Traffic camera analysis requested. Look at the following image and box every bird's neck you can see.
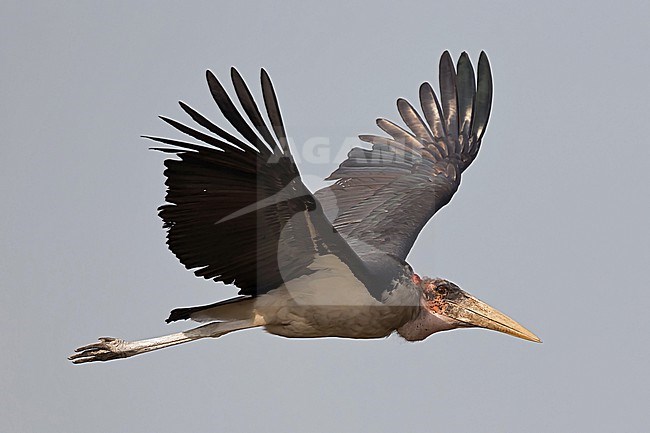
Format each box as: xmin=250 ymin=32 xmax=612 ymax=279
xmin=397 ymin=304 xmax=457 ymax=341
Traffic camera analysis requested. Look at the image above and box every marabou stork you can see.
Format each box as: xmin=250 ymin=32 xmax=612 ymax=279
xmin=70 ymin=51 xmax=539 ymax=364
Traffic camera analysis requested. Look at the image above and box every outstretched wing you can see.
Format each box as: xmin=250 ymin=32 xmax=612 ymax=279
xmin=315 ymin=51 xmax=493 ymax=260
xmin=144 ymin=69 xmax=370 ymax=296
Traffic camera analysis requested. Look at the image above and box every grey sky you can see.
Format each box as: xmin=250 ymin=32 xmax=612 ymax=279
xmin=2 ymin=1 xmax=650 ymax=432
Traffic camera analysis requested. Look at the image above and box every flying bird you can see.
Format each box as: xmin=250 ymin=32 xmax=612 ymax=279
xmin=70 ymin=51 xmax=540 ymax=364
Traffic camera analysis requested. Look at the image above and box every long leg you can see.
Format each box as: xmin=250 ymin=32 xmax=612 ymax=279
xmin=69 ymin=320 xmax=258 ymax=364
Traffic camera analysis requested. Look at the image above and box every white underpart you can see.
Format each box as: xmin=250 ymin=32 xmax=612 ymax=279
xmin=282 ymin=253 xmax=383 ymax=306
xmin=256 ymin=254 xmax=420 ymax=338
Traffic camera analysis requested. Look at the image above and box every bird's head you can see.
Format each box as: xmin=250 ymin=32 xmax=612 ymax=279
xmin=398 ymin=277 xmax=541 ymax=343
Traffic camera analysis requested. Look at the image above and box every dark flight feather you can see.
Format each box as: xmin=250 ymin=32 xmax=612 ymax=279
xmin=261 ymin=69 xmax=290 ymax=154
xmin=470 ymin=52 xmax=493 ymax=147
xmin=419 ymin=82 xmax=446 ymax=140
xmin=438 ymin=51 xmax=459 ymax=150
xmin=456 ymin=52 xmax=476 ymax=151
xmin=397 ymin=98 xmax=435 ymax=143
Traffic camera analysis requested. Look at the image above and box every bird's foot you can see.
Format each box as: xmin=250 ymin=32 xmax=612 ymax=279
xmin=68 ymin=337 xmax=132 ymax=364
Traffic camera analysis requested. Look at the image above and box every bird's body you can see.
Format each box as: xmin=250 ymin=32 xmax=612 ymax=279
xmin=191 ymin=254 xmax=421 ymax=339
xmin=70 ymin=51 xmax=539 ymax=364
xmin=244 ymin=282 xmax=417 ymax=340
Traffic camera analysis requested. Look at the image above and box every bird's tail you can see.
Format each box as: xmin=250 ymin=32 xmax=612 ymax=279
xmin=166 ymin=296 xmax=255 ymax=323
